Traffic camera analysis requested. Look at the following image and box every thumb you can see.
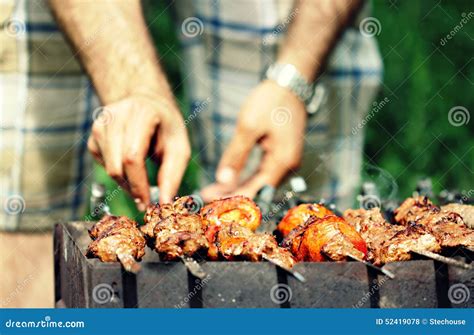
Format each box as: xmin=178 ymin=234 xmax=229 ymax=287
xmin=216 ymin=127 xmax=257 ymax=186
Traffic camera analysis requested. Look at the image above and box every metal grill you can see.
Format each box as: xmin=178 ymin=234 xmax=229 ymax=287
xmin=54 ymin=221 xmax=473 ymax=308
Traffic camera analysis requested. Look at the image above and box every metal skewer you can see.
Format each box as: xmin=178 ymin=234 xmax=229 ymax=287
xmin=149 ymin=186 xmax=209 ymax=279
xmin=412 ymin=250 xmax=472 ymax=270
xmin=262 ymin=254 xmax=306 ymax=283
xmin=117 ymin=253 xmax=141 ymax=274
xmin=255 ymin=184 xmax=306 ymax=283
xmin=347 ymin=254 xmax=395 ymax=279
xmin=179 ymin=255 xmax=207 ymax=279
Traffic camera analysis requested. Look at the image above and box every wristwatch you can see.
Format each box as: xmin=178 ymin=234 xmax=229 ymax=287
xmin=265 ymin=63 xmax=326 ymax=115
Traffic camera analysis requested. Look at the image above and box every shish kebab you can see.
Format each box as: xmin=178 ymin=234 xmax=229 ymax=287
xmin=278 ymin=204 xmax=395 ymax=278
xmin=141 ymin=195 xmax=209 ymax=279
xmin=142 ymin=193 xmax=305 ymax=282
xmin=395 ymin=196 xmax=474 ymax=251
xmin=86 ymin=184 xmax=146 ymax=273
xmin=343 ymin=198 xmax=472 ymax=269
xmin=200 ymin=196 xmax=305 ymax=282
xmin=87 ymin=185 xmax=207 ymax=276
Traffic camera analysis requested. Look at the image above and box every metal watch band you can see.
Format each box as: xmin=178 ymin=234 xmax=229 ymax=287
xmin=265 ymin=63 xmax=326 ymax=115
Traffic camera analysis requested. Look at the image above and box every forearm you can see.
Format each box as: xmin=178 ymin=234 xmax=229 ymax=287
xmin=49 ymin=0 xmax=173 ymax=105
xmin=278 ymin=0 xmax=363 ymax=81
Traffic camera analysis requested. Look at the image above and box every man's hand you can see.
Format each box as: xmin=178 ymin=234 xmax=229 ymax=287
xmin=88 ymin=94 xmax=190 ymax=209
xmin=49 ymin=0 xmax=190 ymax=208
xmin=201 ymin=80 xmax=306 ymax=201
xmin=201 ymin=0 xmax=362 ymax=201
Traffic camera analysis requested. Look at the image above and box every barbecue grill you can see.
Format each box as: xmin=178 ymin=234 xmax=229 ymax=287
xmin=54 ymin=178 xmax=473 ymax=308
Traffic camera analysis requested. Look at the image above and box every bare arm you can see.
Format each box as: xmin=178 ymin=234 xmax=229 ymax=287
xmin=50 ymin=0 xmax=190 ymax=207
xmin=49 ymin=0 xmax=173 ymax=103
xmin=278 ymin=0 xmax=363 ymax=81
xmin=202 ymin=0 xmax=363 ymax=200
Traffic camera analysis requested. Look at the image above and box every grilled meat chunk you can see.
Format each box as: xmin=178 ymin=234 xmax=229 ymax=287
xmin=201 ymin=196 xmax=261 ymax=231
xmin=205 ymin=221 xmax=296 ymax=269
xmin=282 ymin=215 xmax=367 ymax=262
xmin=441 ymin=203 xmax=474 ymax=229
xmin=380 ymin=224 xmax=441 ymax=263
xmin=201 ymin=196 xmax=295 ymax=268
xmin=344 ymin=208 xmax=441 ymax=265
xmin=343 ymin=208 xmax=399 ymax=263
xmin=394 ymin=197 xmax=474 ymax=249
xmin=87 ymin=215 xmax=146 ymax=273
xmin=277 ymin=203 xmax=334 ymax=237
xmin=88 ymin=215 xmax=137 ymax=240
xmin=142 ymin=196 xmax=209 ymax=261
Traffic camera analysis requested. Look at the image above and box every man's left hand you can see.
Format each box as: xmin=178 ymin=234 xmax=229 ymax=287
xmin=200 ymin=79 xmax=307 ymax=201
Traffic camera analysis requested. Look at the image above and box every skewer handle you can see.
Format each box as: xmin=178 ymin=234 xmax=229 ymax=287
xmin=262 ymin=254 xmax=306 ymax=283
xmin=180 ymin=255 xmax=207 ymax=279
xmin=412 ymin=250 xmax=472 ymax=270
xmin=117 ymin=253 xmax=141 ymax=274
xmin=348 ymin=254 xmax=395 ymax=279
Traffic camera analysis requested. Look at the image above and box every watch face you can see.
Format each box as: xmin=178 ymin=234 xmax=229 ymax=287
xmin=266 ymin=63 xmax=316 ymax=106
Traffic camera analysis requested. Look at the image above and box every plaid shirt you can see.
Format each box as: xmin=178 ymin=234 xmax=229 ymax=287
xmin=0 ymin=0 xmax=382 ymax=231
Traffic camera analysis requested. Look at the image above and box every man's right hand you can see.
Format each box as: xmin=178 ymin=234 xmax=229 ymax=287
xmin=87 ymin=93 xmax=191 ymax=210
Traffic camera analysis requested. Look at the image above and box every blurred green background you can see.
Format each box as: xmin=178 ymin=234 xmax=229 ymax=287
xmin=89 ymin=0 xmax=473 ymax=219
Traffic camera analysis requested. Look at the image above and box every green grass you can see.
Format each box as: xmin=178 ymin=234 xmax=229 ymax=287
xmin=368 ymin=0 xmax=473 ymax=197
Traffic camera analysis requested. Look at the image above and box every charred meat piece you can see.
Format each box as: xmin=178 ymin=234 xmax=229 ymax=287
xmin=380 ymin=224 xmax=441 ymax=263
xmin=343 ymin=208 xmax=400 ymax=263
xmin=344 ymin=208 xmax=441 ymax=265
xmin=141 ymin=196 xmax=200 ymax=238
xmin=282 ymin=215 xmax=367 ymax=262
xmin=277 ymin=203 xmax=334 ymax=237
xmin=201 ymin=196 xmax=261 ymax=231
xmin=394 ymin=197 xmax=474 ymax=249
xmin=152 ymin=213 xmax=208 ymax=261
xmin=441 ymin=203 xmax=474 ymax=229
xmin=141 ymin=196 xmax=209 ymax=261
xmin=87 ymin=215 xmax=146 ymax=273
xmin=205 ymin=221 xmax=296 ymax=269
xmin=88 ymin=215 xmax=138 ymax=240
